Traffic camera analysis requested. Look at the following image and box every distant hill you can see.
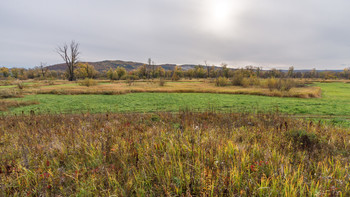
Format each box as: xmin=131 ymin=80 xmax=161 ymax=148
xmin=46 ymin=60 xmax=345 ymax=73
xmin=47 ymin=60 xmax=202 ymax=72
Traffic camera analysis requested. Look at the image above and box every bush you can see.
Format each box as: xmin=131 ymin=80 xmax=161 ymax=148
xmin=231 ymin=73 xmax=244 ymax=86
xmin=282 ymin=79 xmax=295 ymax=91
xmin=267 ymin=78 xmax=279 ymax=91
xmin=215 ymin=77 xmax=229 ymax=87
xmin=78 ymin=78 xmax=98 ymax=87
xmin=159 ymin=78 xmax=166 ymax=86
xmin=266 ymin=78 xmax=303 ymax=92
xmin=241 ymin=78 xmax=250 ymax=87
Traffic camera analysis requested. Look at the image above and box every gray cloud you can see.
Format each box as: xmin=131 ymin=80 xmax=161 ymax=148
xmin=1 ymin=0 xmax=350 ymax=69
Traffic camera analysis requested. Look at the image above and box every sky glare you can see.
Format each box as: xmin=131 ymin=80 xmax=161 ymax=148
xmin=1 ymin=0 xmax=350 ymax=69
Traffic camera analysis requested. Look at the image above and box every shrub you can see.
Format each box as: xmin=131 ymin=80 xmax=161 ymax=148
xmin=231 ymin=73 xmax=244 ymax=86
xmin=241 ymin=78 xmax=250 ymax=87
xmin=78 ymin=78 xmax=98 ymax=87
xmin=248 ymin=76 xmax=261 ymax=86
xmin=281 ymin=79 xmax=294 ymax=91
xmin=159 ymin=78 xmax=166 ymax=86
xmin=215 ymin=77 xmax=229 ymax=87
xmin=267 ymin=78 xmax=280 ymax=91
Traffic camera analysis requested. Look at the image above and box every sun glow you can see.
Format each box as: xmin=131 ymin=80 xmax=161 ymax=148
xmin=201 ymin=0 xmax=245 ymax=37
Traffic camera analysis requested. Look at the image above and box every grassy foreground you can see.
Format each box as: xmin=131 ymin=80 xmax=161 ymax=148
xmin=0 ymin=111 xmax=349 ymax=196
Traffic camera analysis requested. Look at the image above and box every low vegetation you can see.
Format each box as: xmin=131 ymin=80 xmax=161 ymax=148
xmin=215 ymin=77 xmax=307 ymax=93
xmin=0 ymin=100 xmax=39 ymax=111
xmin=0 ymin=111 xmax=348 ymax=196
xmin=78 ymin=78 xmax=98 ymax=87
xmin=0 ymin=89 xmax=22 ymax=99
xmin=1 ymin=79 xmax=319 ymax=98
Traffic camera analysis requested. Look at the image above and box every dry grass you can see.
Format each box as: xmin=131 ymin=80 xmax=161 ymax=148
xmin=0 ymin=100 xmax=39 ymax=111
xmin=25 ymin=80 xmax=322 ymax=98
xmin=0 ymin=111 xmax=349 ymax=196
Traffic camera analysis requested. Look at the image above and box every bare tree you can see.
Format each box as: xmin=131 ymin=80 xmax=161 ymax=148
xmin=39 ymin=62 xmax=48 ymax=78
xmin=56 ymin=41 xmax=80 ymax=81
xmin=147 ymin=58 xmax=152 ymax=79
xmin=204 ymin=60 xmax=210 ymax=78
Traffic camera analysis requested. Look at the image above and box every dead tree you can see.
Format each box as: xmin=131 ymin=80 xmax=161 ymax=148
xmin=56 ymin=41 xmax=80 ymax=81
xmin=39 ymin=62 xmax=48 ymax=78
xmin=205 ymin=60 xmax=210 ymax=78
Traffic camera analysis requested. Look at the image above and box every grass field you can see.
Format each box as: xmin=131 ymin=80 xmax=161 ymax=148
xmin=1 ymin=111 xmax=349 ymax=196
xmin=1 ymin=81 xmax=350 ymax=196
xmin=2 ymin=82 xmax=349 ymax=115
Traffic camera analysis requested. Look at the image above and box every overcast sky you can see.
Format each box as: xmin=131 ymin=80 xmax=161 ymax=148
xmin=1 ymin=0 xmax=350 ymax=69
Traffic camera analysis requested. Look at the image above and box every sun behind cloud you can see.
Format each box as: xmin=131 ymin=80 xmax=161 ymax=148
xmin=201 ymin=0 xmax=246 ymax=37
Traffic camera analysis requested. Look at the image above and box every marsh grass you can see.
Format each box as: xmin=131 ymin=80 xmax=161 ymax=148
xmin=0 ymin=89 xmax=22 ymax=99
xmin=29 ymin=80 xmax=321 ymax=98
xmin=0 ymin=100 xmax=39 ymax=111
xmin=0 ymin=111 xmax=349 ymax=196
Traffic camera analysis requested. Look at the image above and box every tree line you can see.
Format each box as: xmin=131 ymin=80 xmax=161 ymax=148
xmin=1 ymin=64 xmax=350 ymax=81
xmin=1 ymin=40 xmax=350 ymax=81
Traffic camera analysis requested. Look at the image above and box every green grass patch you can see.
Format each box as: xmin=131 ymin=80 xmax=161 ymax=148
xmin=0 ymin=85 xmax=16 ymax=89
xmin=2 ymin=82 xmax=350 ymax=117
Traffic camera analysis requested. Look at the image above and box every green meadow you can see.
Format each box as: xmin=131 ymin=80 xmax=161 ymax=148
xmin=4 ymin=82 xmax=350 ymax=118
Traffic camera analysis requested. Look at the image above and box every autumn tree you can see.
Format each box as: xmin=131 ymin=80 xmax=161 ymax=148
xmin=74 ymin=63 xmax=97 ymax=79
xmin=56 ymin=41 xmax=80 ymax=81
xmin=116 ymin=67 xmax=127 ymax=79
xmin=204 ymin=60 xmax=210 ymax=78
xmin=287 ymin=66 xmax=294 ymax=78
xmin=172 ymin=66 xmax=182 ymax=81
xmin=0 ymin=67 xmax=10 ymax=78
xmin=222 ymin=63 xmax=230 ymax=78
xmin=106 ymin=68 xmax=118 ymax=80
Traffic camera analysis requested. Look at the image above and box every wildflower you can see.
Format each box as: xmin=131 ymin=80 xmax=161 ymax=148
xmin=250 ymin=165 xmax=255 ymax=172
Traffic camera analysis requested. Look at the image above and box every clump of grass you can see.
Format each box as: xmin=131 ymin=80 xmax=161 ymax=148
xmin=0 ymin=89 xmax=22 ymax=98
xmin=0 ymin=100 xmax=39 ymax=111
xmin=0 ymin=111 xmax=348 ymax=196
xmin=78 ymin=78 xmax=98 ymax=87
xmin=17 ymin=82 xmax=25 ymax=89
xmin=0 ymin=79 xmax=15 ymax=86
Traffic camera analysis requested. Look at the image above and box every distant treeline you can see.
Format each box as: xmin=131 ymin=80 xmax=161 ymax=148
xmin=1 ymin=64 xmax=350 ymax=80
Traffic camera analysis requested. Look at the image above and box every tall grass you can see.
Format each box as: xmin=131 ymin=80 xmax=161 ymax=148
xmin=0 ymin=89 xmax=22 ymax=99
xmin=0 ymin=111 xmax=348 ymax=196
xmin=78 ymin=78 xmax=98 ymax=87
